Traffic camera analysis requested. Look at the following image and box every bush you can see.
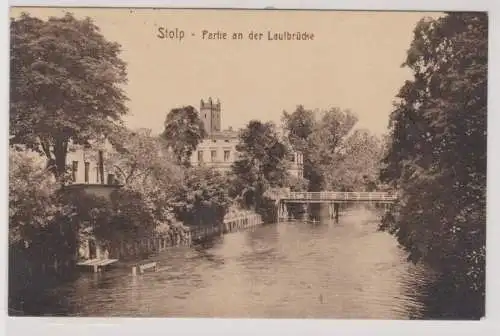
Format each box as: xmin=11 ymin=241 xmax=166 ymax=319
xmin=171 ymin=167 xmax=231 ymax=227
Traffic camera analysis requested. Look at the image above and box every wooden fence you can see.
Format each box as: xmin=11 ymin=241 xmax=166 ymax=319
xmin=189 ymin=212 xmax=264 ymax=242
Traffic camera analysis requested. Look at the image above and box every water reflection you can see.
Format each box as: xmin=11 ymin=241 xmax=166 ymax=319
xmin=17 ymin=207 xmax=437 ymax=319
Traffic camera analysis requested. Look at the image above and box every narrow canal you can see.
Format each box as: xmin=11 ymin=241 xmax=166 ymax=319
xmin=29 ymin=207 xmax=437 ymax=319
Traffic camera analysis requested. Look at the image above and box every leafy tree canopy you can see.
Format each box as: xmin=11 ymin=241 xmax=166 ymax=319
xmin=380 ymin=13 xmax=487 ymax=318
xmin=161 ymin=106 xmax=206 ymax=167
xmin=102 ymin=126 xmax=184 ymax=224
xmin=283 ymin=105 xmax=382 ymax=192
xmin=227 ymin=120 xmax=299 ymax=223
xmin=9 ymin=148 xmax=61 ymax=246
xmin=10 ymin=12 xmax=128 ymax=177
xmin=231 ymin=120 xmax=291 ymax=208
xmin=106 ymin=127 xmax=182 ymax=186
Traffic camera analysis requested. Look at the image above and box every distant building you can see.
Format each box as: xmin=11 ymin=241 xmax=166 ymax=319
xmin=192 ymin=129 xmax=240 ymax=173
xmin=287 ymin=151 xmax=304 ymax=179
xmin=190 ymin=98 xmax=304 ymax=178
xmin=65 ymin=140 xmax=117 ymax=187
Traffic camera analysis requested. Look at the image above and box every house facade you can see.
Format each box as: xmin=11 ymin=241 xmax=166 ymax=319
xmin=65 ymin=140 xmax=117 ymax=186
xmin=190 ymin=128 xmax=240 ymax=173
xmin=64 ymin=140 xmax=120 ymax=261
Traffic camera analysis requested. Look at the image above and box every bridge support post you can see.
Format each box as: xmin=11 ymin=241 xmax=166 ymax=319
xmin=334 ymin=203 xmax=339 ymax=222
xmin=303 ymin=203 xmax=309 ymax=221
xmin=282 ymin=203 xmax=288 ymax=221
xmin=276 ymin=202 xmax=279 ymax=223
xmin=277 ymin=201 xmax=286 ymax=223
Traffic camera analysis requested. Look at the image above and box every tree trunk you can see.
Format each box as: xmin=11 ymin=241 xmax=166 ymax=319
xmin=98 ymin=150 xmax=105 ymax=184
xmin=53 ymin=138 xmax=69 ymax=179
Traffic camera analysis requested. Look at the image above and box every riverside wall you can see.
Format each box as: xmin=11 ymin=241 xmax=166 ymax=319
xmin=105 ymin=210 xmax=264 ymax=259
xmin=106 ymin=224 xmax=192 ymax=260
xmin=190 ymin=210 xmax=264 ymax=243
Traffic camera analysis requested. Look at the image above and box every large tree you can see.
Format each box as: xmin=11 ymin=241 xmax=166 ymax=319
xmin=161 ymin=106 xmax=206 ymax=166
xmin=230 ymin=121 xmax=290 ymax=221
xmin=324 ymin=129 xmax=385 ymax=191
xmin=103 ymin=127 xmax=184 ymax=226
xmin=380 ymin=13 xmax=487 ymax=318
xmin=309 ymin=108 xmax=359 ymax=190
xmin=282 ymin=106 xmax=364 ymax=192
xmin=106 ymin=127 xmax=181 ymax=186
xmin=282 ymin=106 xmax=321 ymax=191
xmin=10 ymin=13 xmax=128 ymax=178
xmin=282 ymin=105 xmax=316 ymax=154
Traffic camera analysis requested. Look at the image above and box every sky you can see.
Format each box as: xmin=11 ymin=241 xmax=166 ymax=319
xmin=11 ymin=7 xmax=441 ymax=136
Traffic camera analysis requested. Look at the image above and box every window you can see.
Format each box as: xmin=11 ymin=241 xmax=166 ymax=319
xmin=212 ymin=139 xmax=217 ymax=143
xmin=211 ymin=150 xmax=217 ymax=162
xmin=198 ymin=150 xmax=203 ymax=162
xmin=224 ymin=150 xmax=230 ymax=162
xmin=71 ymin=161 xmax=78 ymax=182
xmin=224 ymin=139 xmax=229 ymax=143
xmin=84 ymin=162 xmax=90 ymax=183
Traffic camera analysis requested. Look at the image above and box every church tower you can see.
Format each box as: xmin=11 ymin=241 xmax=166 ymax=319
xmin=200 ymin=97 xmax=221 ymax=136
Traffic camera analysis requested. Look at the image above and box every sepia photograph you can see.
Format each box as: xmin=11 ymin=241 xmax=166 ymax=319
xmin=7 ymin=6 xmax=487 ymax=321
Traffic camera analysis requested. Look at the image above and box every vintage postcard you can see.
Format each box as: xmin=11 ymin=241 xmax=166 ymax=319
xmin=8 ymin=6 xmax=487 ymax=323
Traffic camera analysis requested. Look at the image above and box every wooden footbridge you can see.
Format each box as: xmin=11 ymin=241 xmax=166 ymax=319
xmin=276 ymin=191 xmax=397 ymax=222
xmin=280 ymin=191 xmax=397 ymax=203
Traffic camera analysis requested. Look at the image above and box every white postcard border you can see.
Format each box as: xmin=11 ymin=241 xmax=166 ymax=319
xmin=2 ymin=1 xmax=499 ymax=335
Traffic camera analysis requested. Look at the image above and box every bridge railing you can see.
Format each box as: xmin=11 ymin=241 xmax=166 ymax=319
xmin=282 ymin=191 xmax=397 ymax=201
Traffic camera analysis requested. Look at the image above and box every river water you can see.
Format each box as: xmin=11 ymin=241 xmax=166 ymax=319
xmin=31 ymin=207 xmax=436 ymax=319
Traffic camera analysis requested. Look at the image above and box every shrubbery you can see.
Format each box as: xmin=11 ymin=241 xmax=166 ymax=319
xmin=171 ymin=166 xmax=232 ymax=227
